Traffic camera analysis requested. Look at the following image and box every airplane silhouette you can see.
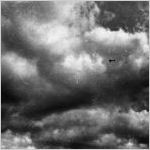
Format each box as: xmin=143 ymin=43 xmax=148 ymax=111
xmin=109 ymin=59 xmax=116 ymax=62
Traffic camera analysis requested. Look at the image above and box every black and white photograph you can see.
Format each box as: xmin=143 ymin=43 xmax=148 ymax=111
xmin=1 ymin=1 xmax=149 ymax=149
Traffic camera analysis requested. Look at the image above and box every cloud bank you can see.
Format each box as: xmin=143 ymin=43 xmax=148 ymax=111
xmin=1 ymin=1 xmax=149 ymax=149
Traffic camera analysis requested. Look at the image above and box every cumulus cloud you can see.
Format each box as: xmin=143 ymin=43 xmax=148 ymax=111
xmin=1 ymin=130 xmax=35 ymax=149
xmin=2 ymin=52 xmax=38 ymax=79
xmin=1 ymin=1 xmax=149 ymax=149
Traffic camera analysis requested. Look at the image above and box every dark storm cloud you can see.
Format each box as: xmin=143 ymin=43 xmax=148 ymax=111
xmin=1 ymin=1 xmax=149 ymax=149
xmin=30 ymin=108 xmax=148 ymax=149
xmin=2 ymin=107 xmax=149 ymax=149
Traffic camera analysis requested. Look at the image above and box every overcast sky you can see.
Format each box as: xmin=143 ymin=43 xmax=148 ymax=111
xmin=1 ymin=1 xmax=149 ymax=149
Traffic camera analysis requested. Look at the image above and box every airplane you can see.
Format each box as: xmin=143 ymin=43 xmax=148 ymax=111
xmin=109 ymin=59 xmax=116 ymax=63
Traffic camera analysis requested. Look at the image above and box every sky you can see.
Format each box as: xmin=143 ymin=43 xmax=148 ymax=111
xmin=1 ymin=1 xmax=149 ymax=149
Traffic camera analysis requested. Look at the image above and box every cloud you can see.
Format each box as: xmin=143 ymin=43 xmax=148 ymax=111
xmin=30 ymin=108 xmax=148 ymax=149
xmin=2 ymin=52 xmax=38 ymax=79
xmin=1 ymin=1 xmax=149 ymax=149
xmin=1 ymin=130 xmax=35 ymax=149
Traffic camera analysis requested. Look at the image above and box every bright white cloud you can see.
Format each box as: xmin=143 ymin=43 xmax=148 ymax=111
xmin=62 ymin=53 xmax=106 ymax=77
xmin=1 ymin=130 xmax=35 ymax=149
xmin=2 ymin=52 xmax=38 ymax=78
